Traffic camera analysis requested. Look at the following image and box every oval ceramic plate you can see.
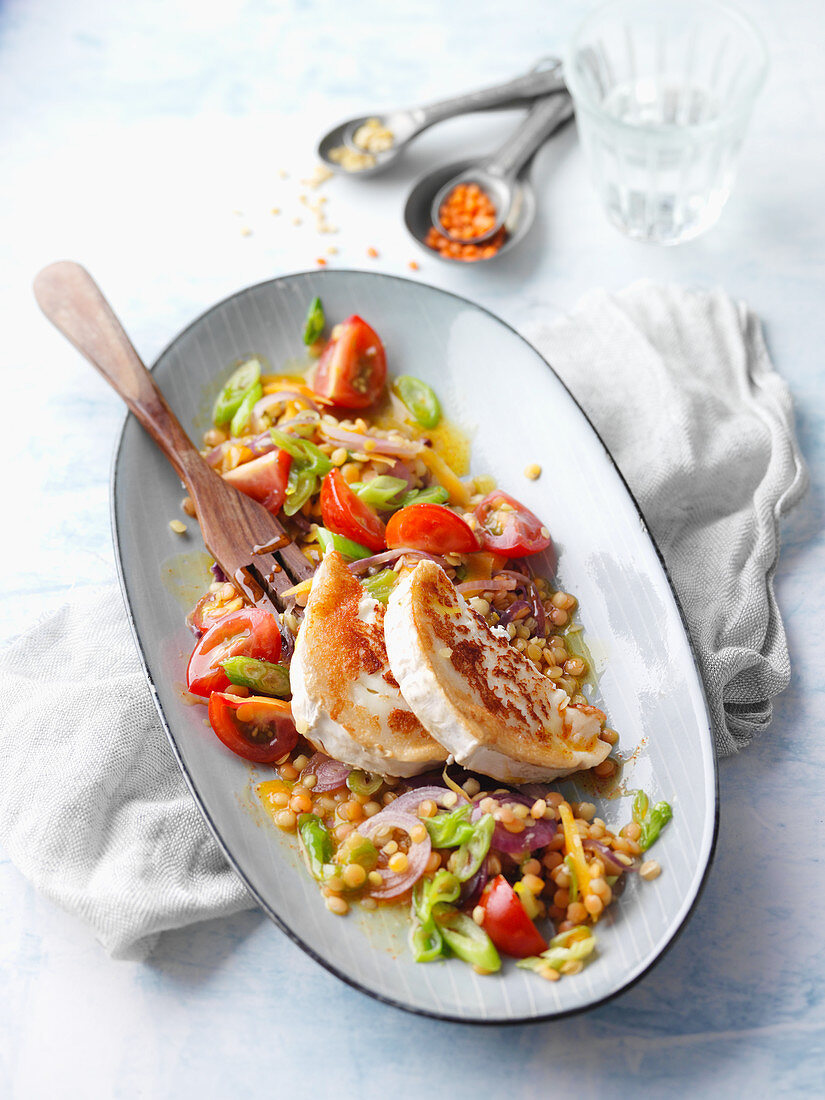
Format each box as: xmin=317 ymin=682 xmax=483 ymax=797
xmin=112 ymin=270 xmax=717 ymax=1023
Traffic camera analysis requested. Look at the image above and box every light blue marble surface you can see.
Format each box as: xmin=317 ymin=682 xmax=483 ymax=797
xmin=1 ymin=0 xmax=823 ymax=1095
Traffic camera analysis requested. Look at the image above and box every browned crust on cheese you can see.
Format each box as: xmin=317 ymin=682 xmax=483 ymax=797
xmin=410 ymin=562 xmax=608 ymax=770
xmin=301 ymin=553 xmax=446 ymax=762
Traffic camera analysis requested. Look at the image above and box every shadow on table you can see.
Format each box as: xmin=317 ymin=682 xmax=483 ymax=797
xmin=142 ymin=907 xmax=268 ymax=988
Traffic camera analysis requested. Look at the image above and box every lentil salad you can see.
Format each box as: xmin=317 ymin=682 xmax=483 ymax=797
xmin=181 ymin=297 xmax=672 ymax=980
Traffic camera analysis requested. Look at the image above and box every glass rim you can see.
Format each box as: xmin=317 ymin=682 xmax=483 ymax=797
xmin=563 ymin=0 xmax=770 ymax=137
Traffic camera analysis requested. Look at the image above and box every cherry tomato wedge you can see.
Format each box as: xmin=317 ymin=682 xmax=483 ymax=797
xmin=473 ymin=490 xmax=553 ymax=559
xmin=320 ymin=468 xmax=386 ymax=552
xmin=188 ymin=589 xmax=228 ymax=635
xmin=385 ymin=503 xmax=478 ymax=556
xmin=478 ymin=875 xmax=549 ymax=959
xmin=186 ymin=608 xmax=282 ymax=698
xmin=311 ymin=315 xmax=387 ymax=408
xmin=208 ymin=693 xmax=298 ymax=764
xmin=222 ymin=449 xmax=292 ymax=514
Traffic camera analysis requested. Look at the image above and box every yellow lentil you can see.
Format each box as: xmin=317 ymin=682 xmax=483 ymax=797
xmin=640 ymin=859 xmax=662 ymax=881
xmin=342 ymin=864 xmax=367 ymax=889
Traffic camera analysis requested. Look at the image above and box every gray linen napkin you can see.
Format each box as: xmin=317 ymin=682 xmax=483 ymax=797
xmin=0 ymin=283 xmax=806 ymax=958
xmin=529 ymin=282 xmax=808 ymax=754
xmin=0 ymin=585 xmax=254 ymax=960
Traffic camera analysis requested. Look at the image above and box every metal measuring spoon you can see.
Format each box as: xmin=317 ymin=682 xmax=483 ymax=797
xmin=404 ymin=92 xmax=574 ymax=264
xmin=317 ymin=59 xmax=565 ymax=178
xmin=430 ymin=92 xmax=575 ymax=244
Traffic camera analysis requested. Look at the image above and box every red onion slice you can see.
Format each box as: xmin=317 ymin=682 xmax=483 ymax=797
xmin=301 ymin=753 xmax=351 ymax=792
xmin=252 ymin=390 xmax=320 ymax=431
xmin=245 ymin=431 xmax=278 ymax=457
xmin=455 ymin=576 xmax=520 ymax=596
xmin=472 ymin=793 xmax=557 ymax=855
xmin=319 ymin=423 xmax=424 ymax=458
xmin=458 ymin=858 xmax=489 ymax=908
xmin=390 ymin=785 xmax=467 ymax=815
xmin=348 ymin=548 xmax=448 ymax=574
xmin=359 ymin=809 xmax=431 ymax=898
xmin=583 ymin=838 xmax=633 ymax=876
xmin=498 ymin=599 xmax=531 ymax=627
xmin=205 ymin=442 xmax=232 ymax=468
xmin=497 ymin=570 xmax=546 ymax=634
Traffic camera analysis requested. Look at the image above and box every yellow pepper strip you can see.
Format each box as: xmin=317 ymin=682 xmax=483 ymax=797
xmin=559 ymin=801 xmax=591 ymax=901
xmin=462 ymin=550 xmax=507 ymax=582
xmin=261 ymin=377 xmax=333 ymax=404
xmin=280 ymin=577 xmax=313 ymax=601
xmin=419 ymin=448 xmax=471 ymax=508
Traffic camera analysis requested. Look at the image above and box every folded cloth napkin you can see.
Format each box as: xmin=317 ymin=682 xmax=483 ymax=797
xmin=0 ymin=282 xmax=806 ymax=959
xmin=529 ymin=282 xmax=808 ymax=753
xmin=0 ymin=585 xmax=254 ymax=960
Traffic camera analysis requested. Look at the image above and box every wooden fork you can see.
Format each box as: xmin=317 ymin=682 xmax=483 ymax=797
xmin=33 ymin=261 xmax=314 ymax=613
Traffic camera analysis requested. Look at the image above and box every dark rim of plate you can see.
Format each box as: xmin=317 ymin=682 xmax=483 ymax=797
xmin=109 ymin=268 xmax=720 ymax=1026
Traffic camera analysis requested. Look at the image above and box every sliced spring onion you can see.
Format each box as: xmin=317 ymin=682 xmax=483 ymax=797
xmin=270 ymin=429 xmax=333 ymax=473
xmin=360 ymin=569 xmax=397 ymax=604
xmin=354 ymin=475 xmax=409 ymax=508
xmin=346 ymin=770 xmax=383 ymax=797
xmin=411 ymin=914 xmax=444 ymax=963
xmin=272 ymin=429 xmax=333 ymax=517
xmin=302 ymin=296 xmax=325 ymax=345
xmin=297 ymin=814 xmax=334 ymax=881
xmin=284 ymin=466 xmax=316 ymax=516
xmin=336 ymin=830 xmax=378 ymax=871
xmin=400 ymin=485 xmax=449 ymax=508
xmin=212 ymin=358 xmax=262 ymax=426
xmin=639 ymin=801 xmax=673 ymax=850
xmin=229 ymin=380 xmax=262 ymax=437
xmin=316 ymin=526 xmax=372 ymax=561
xmin=220 ymin=655 xmax=290 ymax=697
xmin=409 ymin=869 xmax=460 ymax=962
xmin=414 ymin=870 xmax=460 ymax=921
xmin=424 ymin=804 xmax=475 ymax=849
xmin=630 ymin=789 xmax=673 ymax=849
xmin=517 ymin=926 xmax=597 ymax=977
xmin=439 ymin=911 xmax=501 ymax=972
xmin=448 ymin=813 xmax=494 ymax=883
xmin=632 ymin=789 xmax=649 ymax=825
xmin=394 ymin=375 xmax=442 ymax=429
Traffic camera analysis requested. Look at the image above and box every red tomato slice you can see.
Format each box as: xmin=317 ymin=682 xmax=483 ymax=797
xmin=222 ymin=449 xmax=292 ymax=514
xmin=188 ymin=589 xmax=228 ymax=635
xmin=320 ymin=468 xmax=386 ymax=552
xmin=385 ymin=503 xmax=478 ymax=556
xmin=311 ymin=315 xmax=387 ymax=408
xmin=478 ymin=875 xmax=549 ymax=958
xmin=473 ymin=491 xmax=554 ymax=559
xmin=208 ymin=693 xmax=298 ymax=764
xmin=186 ymin=608 xmax=282 ymax=698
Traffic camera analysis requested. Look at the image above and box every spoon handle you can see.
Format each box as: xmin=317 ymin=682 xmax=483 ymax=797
xmin=418 ymin=59 xmax=566 ymax=128
xmin=483 ymin=93 xmax=575 ymax=180
xmin=33 ymin=260 xmax=201 ymax=485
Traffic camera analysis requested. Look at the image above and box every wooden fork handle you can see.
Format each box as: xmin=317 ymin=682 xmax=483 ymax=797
xmin=33 ymin=261 xmax=201 ymax=485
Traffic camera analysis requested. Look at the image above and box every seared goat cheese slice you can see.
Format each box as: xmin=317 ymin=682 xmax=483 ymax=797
xmin=290 ymin=552 xmax=447 ymax=776
xmin=384 ymin=560 xmax=611 ymax=782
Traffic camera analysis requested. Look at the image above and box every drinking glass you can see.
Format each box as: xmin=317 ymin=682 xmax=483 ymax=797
xmin=564 ymin=0 xmax=769 ymax=244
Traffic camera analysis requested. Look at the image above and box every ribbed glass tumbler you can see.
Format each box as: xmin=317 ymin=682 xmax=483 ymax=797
xmin=565 ymin=0 xmax=768 ymax=244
